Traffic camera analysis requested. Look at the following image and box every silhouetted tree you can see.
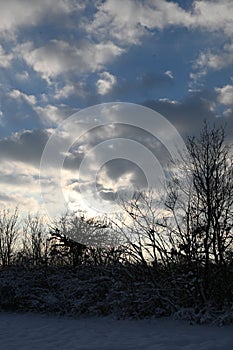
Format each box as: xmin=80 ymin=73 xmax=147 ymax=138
xmin=21 ymin=214 xmax=49 ymax=266
xmin=49 ymin=227 xmax=87 ymax=267
xmin=0 ymin=208 xmax=19 ymax=266
xmin=162 ymin=123 xmax=233 ymax=300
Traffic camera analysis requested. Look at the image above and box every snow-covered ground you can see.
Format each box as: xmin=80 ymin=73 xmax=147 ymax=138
xmin=0 ymin=313 xmax=233 ymax=350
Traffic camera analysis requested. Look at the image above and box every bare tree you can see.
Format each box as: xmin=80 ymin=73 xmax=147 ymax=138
xmin=112 ymin=190 xmax=171 ymax=267
xmin=21 ymin=214 xmax=49 ymax=266
xmin=0 ymin=208 xmax=19 ymax=266
xmin=163 ymin=123 xmax=233 ymax=286
xmin=49 ymin=211 xmax=118 ymax=267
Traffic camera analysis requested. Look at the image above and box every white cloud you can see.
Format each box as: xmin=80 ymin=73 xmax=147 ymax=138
xmin=96 ymin=72 xmax=117 ymax=95
xmin=5 ymin=0 xmax=231 ymax=88
xmin=194 ymin=43 xmax=233 ymax=72
xmin=164 ymin=70 xmax=174 ymax=80
xmin=16 ymin=70 xmax=30 ymax=81
xmin=40 ymin=93 xmax=49 ymax=103
xmin=33 ymin=104 xmax=78 ymax=126
xmin=85 ymin=0 xmax=233 ymax=46
xmin=193 ymin=0 xmax=233 ymax=36
xmin=0 ymin=44 xmax=13 ymax=68
xmin=15 ymin=40 xmax=124 ymax=82
xmin=55 ymin=83 xmax=75 ymax=99
xmin=86 ymin=0 xmax=233 ymax=82
xmin=223 ymin=108 xmax=233 ymax=117
xmin=8 ymin=89 xmax=37 ymax=105
xmin=158 ymin=97 xmax=178 ymax=105
xmin=85 ymin=0 xmax=192 ymax=45
xmin=190 ymin=42 xmax=233 ymax=86
xmin=216 ymin=84 xmax=233 ymax=106
xmin=0 ymin=160 xmax=46 ymax=213
xmin=0 ymin=0 xmax=82 ymax=37
xmin=34 ymin=104 xmax=65 ymax=125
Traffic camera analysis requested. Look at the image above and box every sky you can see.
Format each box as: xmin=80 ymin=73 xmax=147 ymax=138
xmin=0 ymin=0 xmax=232 ymax=217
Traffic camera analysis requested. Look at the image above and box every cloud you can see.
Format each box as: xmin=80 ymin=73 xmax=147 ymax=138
xmin=2 ymin=0 xmax=231 ymax=96
xmin=215 ymin=84 xmax=233 ymax=118
xmin=85 ymin=0 xmax=233 ymax=45
xmin=223 ymin=108 xmax=233 ymax=118
xmin=85 ymin=0 xmax=232 ymax=83
xmin=16 ymin=70 xmax=30 ymax=81
xmin=0 ymin=167 xmax=39 ymax=187
xmin=0 ymin=129 xmax=50 ymax=165
xmin=216 ymin=84 xmax=233 ymax=106
xmin=193 ymin=0 xmax=233 ymax=36
xmin=85 ymin=0 xmax=192 ymax=45
xmin=2 ymin=1 xmax=231 ymax=53
xmin=164 ymin=70 xmax=174 ymax=80
xmin=137 ymin=71 xmax=174 ymax=88
xmin=0 ymin=0 xmax=82 ymax=37
xmin=98 ymin=71 xmax=174 ymax=100
xmin=143 ymin=91 xmax=223 ymax=137
xmin=0 ymin=160 xmax=50 ymax=211
xmin=97 ymin=159 xmax=148 ymax=192
xmin=33 ymin=104 xmax=79 ymax=126
xmin=96 ymin=72 xmax=117 ymax=95
xmin=15 ymin=40 xmax=124 ymax=82
xmin=0 ymin=44 xmax=13 ymax=68
xmin=0 ymin=193 xmax=15 ymax=203
xmin=194 ymin=43 xmax=233 ymax=73
xmin=55 ymin=83 xmax=76 ymax=100
xmin=8 ymin=89 xmax=37 ymax=105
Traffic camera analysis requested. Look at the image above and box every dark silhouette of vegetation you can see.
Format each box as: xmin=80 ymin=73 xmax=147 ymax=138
xmin=49 ymin=228 xmax=87 ymax=267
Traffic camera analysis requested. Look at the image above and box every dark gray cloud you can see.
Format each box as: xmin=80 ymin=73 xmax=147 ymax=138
xmin=0 ymin=129 xmax=50 ymax=165
xmin=55 ymin=70 xmax=174 ymax=106
xmin=0 ymin=172 xmax=30 ymax=186
xmin=97 ymin=190 xmax=118 ymax=202
xmin=63 ymin=123 xmax=171 ymax=172
xmin=143 ymin=90 xmax=233 ymax=139
xmin=108 ymin=71 xmax=174 ymax=99
xmin=97 ymin=159 xmax=148 ymax=187
xmin=138 ymin=72 xmax=174 ymax=88
xmin=0 ymin=193 xmax=15 ymax=203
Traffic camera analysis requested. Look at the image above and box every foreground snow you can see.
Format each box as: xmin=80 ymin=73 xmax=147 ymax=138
xmin=0 ymin=313 xmax=233 ymax=349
